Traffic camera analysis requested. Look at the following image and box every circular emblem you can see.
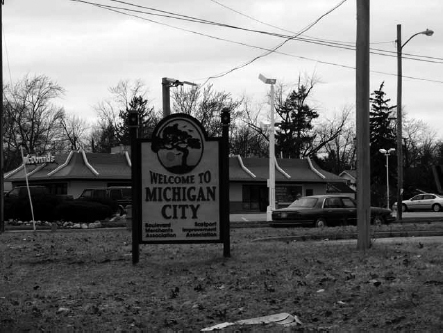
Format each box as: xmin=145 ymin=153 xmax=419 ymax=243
xmin=151 ymin=117 xmax=204 ymax=174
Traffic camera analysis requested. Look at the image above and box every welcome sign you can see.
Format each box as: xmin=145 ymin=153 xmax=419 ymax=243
xmin=137 ymin=114 xmax=223 ymax=244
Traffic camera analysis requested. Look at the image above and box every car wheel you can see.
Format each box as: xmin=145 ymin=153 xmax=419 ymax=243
xmin=432 ymin=204 xmax=441 ymax=212
xmin=401 ymin=204 xmax=408 ymax=212
xmin=372 ymin=215 xmax=384 ymax=226
xmin=315 ymin=218 xmax=327 ymax=228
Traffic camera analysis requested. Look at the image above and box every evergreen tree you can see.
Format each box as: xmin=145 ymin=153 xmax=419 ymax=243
xmin=275 ymin=84 xmax=319 ymax=158
xmin=117 ymin=95 xmax=159 ymax=144
xmin=369 ymin=82 xmax=397 ymax=206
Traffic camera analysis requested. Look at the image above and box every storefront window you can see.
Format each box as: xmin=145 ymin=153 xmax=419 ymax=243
xmin=242 ymin=185 xmax=267 ymax=211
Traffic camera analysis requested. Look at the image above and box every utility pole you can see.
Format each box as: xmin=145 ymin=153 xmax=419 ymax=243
xmin=356 ymin=0 xmax=371 ymax=250
xmin=0 ymin=1 xmax=5 ymax=234
xmin=396 ymin=25 xmax=433 ymax=221
xmin=396 ymin=24 xmax=403 ymax=222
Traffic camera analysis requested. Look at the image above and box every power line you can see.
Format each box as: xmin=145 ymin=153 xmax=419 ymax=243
xmin=200 ymin=0 xmax=349 ymax=84
xmin=107 ymin=0 xmax=443 ymax=63
xmin=208 ymin=0 xmax=391 ymax=47
xmin=71 ymin=0 xmax=443 ymax=64
xmin=69 ymin=0 xmax=443 ymax=84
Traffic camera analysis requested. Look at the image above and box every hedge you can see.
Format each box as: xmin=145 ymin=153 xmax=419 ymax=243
xmin=4 ymin=195 xmax=114 ymax=223
xmin=4 ymin=194 xmax=61 ymax=221
xmin=54 ymin=201 xmax=113 ymax=222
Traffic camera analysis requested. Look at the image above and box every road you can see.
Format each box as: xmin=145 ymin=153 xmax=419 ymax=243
xmin=230 ymin=211 xmax=443 ymax=223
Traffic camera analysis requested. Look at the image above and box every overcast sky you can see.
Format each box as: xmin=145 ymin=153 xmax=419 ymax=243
xmin=3 ymin=0 xmax=443 ymax=139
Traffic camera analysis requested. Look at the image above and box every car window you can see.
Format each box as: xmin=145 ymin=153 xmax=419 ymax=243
xmin=289 ymin=198 xmax=317 ymax=208
xmin=324 ymin=197 xmax=343 ymax=208
xmin=8 ymin=188 xmax=20 ymax=197
xmin=109 ymin=189 xmax=122 ymax=200
xmin=81 ymin=190 xmax=93 ymax=198
xmin=93 ymin=190 xmax=106 ymax=199
xmin=423 ymin=195 xmax=435 ymax=200
xmin=412 ymin=195 xmax=423 ymax=201
xmin=121 ymin=188 xmax=132 ymax=198
xmin=342 ymin=198 xmax=356 ymax=208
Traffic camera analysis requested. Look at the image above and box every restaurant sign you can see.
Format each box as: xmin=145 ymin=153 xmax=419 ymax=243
xmin=24 ymin=153 xmax=55 ymax=165
xmin=137 ymin=114 xmax=223 ymax=244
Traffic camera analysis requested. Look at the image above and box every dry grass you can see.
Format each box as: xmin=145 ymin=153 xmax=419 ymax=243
xmin=1 ymin=226 xmax=443 ymax=331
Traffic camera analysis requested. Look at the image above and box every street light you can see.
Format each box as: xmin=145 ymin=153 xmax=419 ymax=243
xmin=259 ymin=74 xmax=277 ymax=222
xmin=396 ymin=25 xmax=433 ymax=221
xmin=162 ymin=77 xmax=198 ymax=117
xmin=379 ymin=148 xmax=395 ymax=209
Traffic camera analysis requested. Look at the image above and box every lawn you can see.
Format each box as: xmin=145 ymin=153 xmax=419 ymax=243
xmin=1 ymin=225 xmax=443 ymax=331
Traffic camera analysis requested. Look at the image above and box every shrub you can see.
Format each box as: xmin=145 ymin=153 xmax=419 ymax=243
xmin=54 ymin=201 xmax=113 ymax=222
xmin=4 ymin=193 xmax=60 ymax=221
xmin=76 ymin=197 xmax=119 ymax=215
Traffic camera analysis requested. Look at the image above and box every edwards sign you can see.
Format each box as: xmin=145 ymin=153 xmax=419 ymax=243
xmin=136 ymin=114 xmax=227 ymax=244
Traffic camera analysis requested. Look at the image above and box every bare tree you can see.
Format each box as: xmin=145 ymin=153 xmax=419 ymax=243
xmin=59 ymin=113 xmax=90 ymax=151
xmin=230 ymin=98 xmax=269 ymax=157
xmin=315 ymin=106 xmax=356 ymax=173
xmin=403 ymin=117 xmax=438 ymax=168
xmin=3 ymin=74 xmax=65 ymax=170
xmin=172 ymin=83 xmax=242 ymax=137
xmin=94 ymin=79 xmax=146 ymax=131
xmin=92 ymin=79 xmax=157 ymax=152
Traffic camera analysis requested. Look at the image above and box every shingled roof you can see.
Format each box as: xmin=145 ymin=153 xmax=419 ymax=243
xmin=229 ymin=156 xmax=345 ymax=183
xmin=5 ymin=151 xmax=132 ymax=181
xmin=5 ymin=151 xmax=344 ymax=183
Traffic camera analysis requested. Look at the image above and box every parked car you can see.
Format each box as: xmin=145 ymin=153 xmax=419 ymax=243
xmin=5 ymin=186 xmax=73 ymax=200
xmin=392 ymin=193 xmax=443 ymax=212
xmin=4 ymin=186 xmax=73 ymax=221
xmin=76 ymin=186 xmax=132 ymax=215
xmin=6 ymin=185 xmax=50 ymax=198
xmin=271 ymin=195 xmax=395 ymax=228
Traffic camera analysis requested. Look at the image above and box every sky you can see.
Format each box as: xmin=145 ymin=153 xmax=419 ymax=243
xmin=3 ymin=0 xmax=443 ymax=139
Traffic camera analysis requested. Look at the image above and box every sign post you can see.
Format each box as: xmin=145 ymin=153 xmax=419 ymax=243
xmin=134 ymin=113 xmax=230 ymax=259
xmin=221 ymin=108 xmax=231 ymax=257
xmin=128 ymin=109 xmax=140 ymax=264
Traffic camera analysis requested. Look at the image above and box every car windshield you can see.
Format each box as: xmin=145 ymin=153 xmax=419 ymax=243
xmin=288 ymin=198 xmax=317 ymax=208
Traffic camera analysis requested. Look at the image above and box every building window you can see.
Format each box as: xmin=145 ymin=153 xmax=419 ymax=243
xmin=276 ymin=185 xmax=303 ymax=203
xmin=242 ymin=185 xmax=267 ymax=211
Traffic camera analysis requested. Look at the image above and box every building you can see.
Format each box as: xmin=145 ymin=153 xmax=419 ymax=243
xmin=339 ymin=170 xmax=357 ymax=192
xmin=4 ymin=150 xmax=352 ymax=213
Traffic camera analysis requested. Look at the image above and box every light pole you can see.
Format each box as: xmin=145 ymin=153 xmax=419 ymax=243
xmin=162 ymin=77 xmax=198 ymax=117
xmin=396 ymin=25 xmax=433 ymax=221
xmin=379 ymin=148 xmax=395 ymax=209
xmin=259 ymin=74 xmax=276 ymax=222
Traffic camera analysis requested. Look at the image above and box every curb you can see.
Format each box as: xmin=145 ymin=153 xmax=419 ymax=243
xmin=253 ymin=231 xmax=443 ymax=243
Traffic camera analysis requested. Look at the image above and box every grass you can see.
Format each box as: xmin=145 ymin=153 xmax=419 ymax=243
xmin=1 ymin=226 xmax=443 ymax=331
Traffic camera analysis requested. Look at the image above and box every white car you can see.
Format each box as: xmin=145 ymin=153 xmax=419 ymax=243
xmin=393 ymin=193 xmax=443 ymax=212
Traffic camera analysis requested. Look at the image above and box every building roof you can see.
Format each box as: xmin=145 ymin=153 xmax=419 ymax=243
xmin=5 ymin=151 xmax=345 ymax=183
xmin=5 ymin=151 xmax=132 ymax=181
xmin=339 ymin=169 xmax=357 ymax=180
xmin=229 ymin=156 xmax=345 ymax=183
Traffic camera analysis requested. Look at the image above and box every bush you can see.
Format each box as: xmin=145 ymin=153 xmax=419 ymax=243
xmin=76 ymin=197 xmax=119 ymax=215
xmin=4 ymin=194 xmax=60 ymax=221
xmin=54 ymin=201 xmax=113 ymax=222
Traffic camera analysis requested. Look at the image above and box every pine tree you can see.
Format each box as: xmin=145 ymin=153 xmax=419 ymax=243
xmin=275 ymin=84 xmax=319 ymax=158
xmin=117 ymin=95 xmax=159 ymax=144
xmin=369 ymin=82 xmax=397 ymax=206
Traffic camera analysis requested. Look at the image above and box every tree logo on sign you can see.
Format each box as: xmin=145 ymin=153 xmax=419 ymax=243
xmin=151 ymin=118 xmax=204 ymax=174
